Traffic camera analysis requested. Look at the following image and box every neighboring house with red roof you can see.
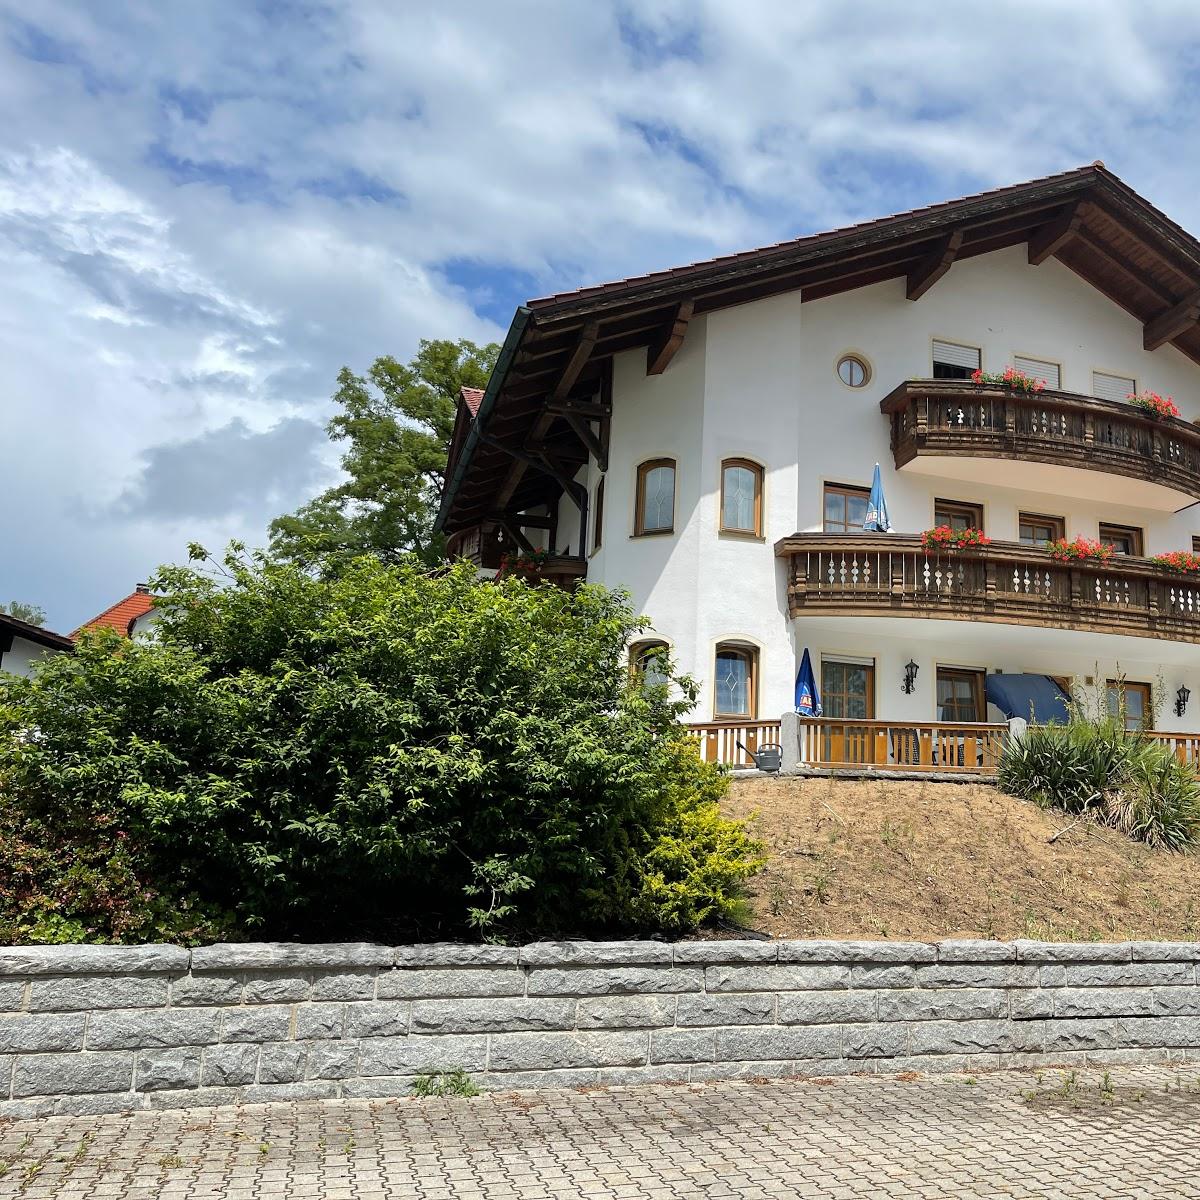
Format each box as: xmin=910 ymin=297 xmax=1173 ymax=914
xmin=0 ymin=612 xmax=74 ymax=677
xmin=73 ymin=584 xmax=159 ymax=640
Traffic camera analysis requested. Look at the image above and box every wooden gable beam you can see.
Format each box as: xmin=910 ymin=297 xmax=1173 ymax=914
xmin=1027 ymin=203 xmax=1082 ymax=265
xmin=905 ymin=229 xmax=963 ymax=301
xmin=646 ymin=299 xmax=694 ymax=375
xmin=1144 ymin=288 xmax=1200 ymax=351
xmin=1072 ymin=228 xmax=1176 ymax=305
xmin=550 ymin=320 xmax=600 ymax=402
xmin=563 ymin=413 xmax=607 ymax=471
xmin=495 ymin=319 xmax=599 ymax=510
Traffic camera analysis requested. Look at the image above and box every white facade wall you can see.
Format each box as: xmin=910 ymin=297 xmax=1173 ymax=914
xmin=0 ymin=636 xmax=64 ymax=678
xmin=583 ymin=244 xmax=1200 ymax=727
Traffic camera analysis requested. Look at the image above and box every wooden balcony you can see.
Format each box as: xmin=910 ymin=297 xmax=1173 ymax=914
xmin=688 ymin=717 xmax=1200 ymax=774
xmin=775 ymin=533 xmax=1200 ymax=644
xmin=686 ymin=719 xmax=782 ymax=768
xmin=881 ymin=380 xmax=1200 ymax=509
xmin=498 ymin=554 xmax=588 ymax=588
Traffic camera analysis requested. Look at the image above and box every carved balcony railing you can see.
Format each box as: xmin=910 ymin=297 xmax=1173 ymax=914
xmin=774 ymin=533 xmax=1200 ymax=643
xmin=881 ymin=380 xmax=1200 ymax=504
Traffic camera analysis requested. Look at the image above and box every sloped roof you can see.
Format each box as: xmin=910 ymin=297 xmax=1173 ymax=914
xmin=74 ymin=587 xmax=156 ymax=638
xmin=0 ymin=612 xmax=74 ymax=652
xmin=460 ymin=385 xmax=485 ymax=415
xmin=438 ymin=163 xmax=1200 ymax=535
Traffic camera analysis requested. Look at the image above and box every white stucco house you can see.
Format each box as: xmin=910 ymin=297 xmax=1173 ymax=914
xmin=0 ymin=613 xmax=73 ymax=678
xmin=438 ymin=163 xmax=1200 ymax=771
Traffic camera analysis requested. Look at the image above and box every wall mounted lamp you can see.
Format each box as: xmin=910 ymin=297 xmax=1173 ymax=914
xmin=1176 ymin=685 xmax=1191 ymax=718
xmin=902 ymin=659 xmax=919 ymax=695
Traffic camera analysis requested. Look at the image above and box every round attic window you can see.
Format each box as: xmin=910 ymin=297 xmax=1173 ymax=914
xmin=837 ymin=354 xmax=870 ymax=388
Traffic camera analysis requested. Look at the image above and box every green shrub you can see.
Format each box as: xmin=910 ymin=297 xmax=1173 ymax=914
xmin=997 ymin=717 xmax=1200 ymax=851
xmin=0 ymin=549 xmax=762 ymax=944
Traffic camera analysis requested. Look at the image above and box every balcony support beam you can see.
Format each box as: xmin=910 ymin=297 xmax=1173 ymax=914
xmin=1144 ymin=288 xmax=1200 ymax=351
xmin=906 ymin=230 xmax=963 ymax=301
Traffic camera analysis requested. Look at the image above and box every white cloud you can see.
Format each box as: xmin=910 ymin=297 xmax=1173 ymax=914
xmin=3 ymin=0 xmax=1200 ymax=629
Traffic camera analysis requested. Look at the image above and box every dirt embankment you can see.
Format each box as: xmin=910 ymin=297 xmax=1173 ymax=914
xmin=724 ymin=774 xmax=1200 ymax=942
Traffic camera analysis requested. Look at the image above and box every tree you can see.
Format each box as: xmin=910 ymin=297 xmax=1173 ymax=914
xmin=270 ymin=339 xmax=499 ymax=567
xmin=0 ymin=602 xmax=46 ymax=627
xmin=0 ymin=549 xmax=762 ymax=944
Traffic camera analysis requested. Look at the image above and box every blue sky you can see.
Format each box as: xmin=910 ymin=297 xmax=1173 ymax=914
xmin=4 ymin=1 xmax=1200 ymax=629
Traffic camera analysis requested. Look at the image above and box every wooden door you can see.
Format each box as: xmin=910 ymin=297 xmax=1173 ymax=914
xmin=821 ymin=659 xmax=876 ymax=764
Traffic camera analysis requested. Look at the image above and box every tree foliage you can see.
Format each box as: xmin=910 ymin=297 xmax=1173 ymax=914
xmin=0 ymin=601 xmax=46 ymax=627
xmin=0 ymin=550 xmax=762 ymax=944
xmin=270 ymin=339 xmax=498 ymax=568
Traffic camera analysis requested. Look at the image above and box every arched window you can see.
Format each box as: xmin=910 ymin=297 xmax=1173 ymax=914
xmin=714 ymin=642 xmax=757 ymax=718
xmin=720 ymin=458 xmax=763 ymax=536
xmin=631 ymin=640 xmax=670 ymax=689
xmin=635 ymin=459 xmax=676 ymax=535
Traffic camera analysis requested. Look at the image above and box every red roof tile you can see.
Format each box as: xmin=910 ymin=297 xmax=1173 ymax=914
xmin=74 ymin=587 xmax=156 ymax=639
xmin=460 ymin=385 xmax=485 ymax=416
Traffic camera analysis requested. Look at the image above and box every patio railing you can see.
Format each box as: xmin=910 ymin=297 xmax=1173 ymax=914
xmin=686 ymin=719 xmax=782 ymax=768
xmin=796 ymin=718 xmax=1009 ymax=773
xmin=687 ymin=718 xmax=1200 ymax=773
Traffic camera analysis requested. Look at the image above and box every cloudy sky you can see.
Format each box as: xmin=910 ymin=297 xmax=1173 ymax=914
xmin=4 ymin=1 xmax=1200 ymax=629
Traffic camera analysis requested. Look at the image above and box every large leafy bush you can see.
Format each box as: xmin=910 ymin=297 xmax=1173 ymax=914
xmin=0 ymin=551 xmax=762 ymax=944
xmin=998 ymin=717 xmax=1200 ymax=851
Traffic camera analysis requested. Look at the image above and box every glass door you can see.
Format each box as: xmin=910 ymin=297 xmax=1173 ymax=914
xmin=821 ymin=659 xmax=875 ymax=763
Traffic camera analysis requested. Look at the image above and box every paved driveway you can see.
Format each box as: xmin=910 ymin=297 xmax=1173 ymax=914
xmin=2 ymin=1064 xmax=1198 ymax=1198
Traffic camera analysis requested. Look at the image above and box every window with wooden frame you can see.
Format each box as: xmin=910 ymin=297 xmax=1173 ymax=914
xmin=1099 ymin=522 xmax=1143 ymax=556
xmin=934 ymin=498 xmax=984 ymax=532
xmin=1107 ymin=679 xmax=1152 ymax=730
xmin=630 ymin=640 xmax=670 ymax=690
xmin=1193 ymin=535 xmax=1200 ymax=555
xmin=936 ymin=666 xmax=986 ymax=723
xmin=1019 ymin=512 xmax=1066 ymax=544
xmin=592 ymin=476 xmax=605 ymax=553
xmin=713 ymin=642 xmax=757 ymax=718
xmin=932 ymin=339 xmax=981 ymax=380
xmin=720 ymin=458 xmax=764 ymax=536
xmin=634 ymin=459 xmax=676 ymax=535
xmin=823 ymin=482 xmax=871 ymax=533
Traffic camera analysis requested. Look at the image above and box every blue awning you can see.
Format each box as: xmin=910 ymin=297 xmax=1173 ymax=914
xmin=984 ymin=673 xmax=1070 ymax=724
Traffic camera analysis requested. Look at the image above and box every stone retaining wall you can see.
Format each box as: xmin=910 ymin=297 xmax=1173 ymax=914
xmin=2 ymin=939 xmax=1199 ymax=1117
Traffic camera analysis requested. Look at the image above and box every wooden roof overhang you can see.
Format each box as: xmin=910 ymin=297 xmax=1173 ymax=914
xmin=437 ymin=163 xmax=1200 ymax=536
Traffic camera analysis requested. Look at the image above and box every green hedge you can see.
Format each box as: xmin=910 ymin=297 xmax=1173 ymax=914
xmin=0 ymin=551 xmax=762 ymax=944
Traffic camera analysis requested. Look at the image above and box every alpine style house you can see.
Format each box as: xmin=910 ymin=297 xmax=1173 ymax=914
xmin=437 ymin=163 xmax=1200 ymax=772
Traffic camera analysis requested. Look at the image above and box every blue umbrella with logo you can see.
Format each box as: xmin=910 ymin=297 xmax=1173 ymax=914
xmin=863 ymin=462 xmax=893 ymax=533
xmin=795 ymin=647 xmax=821 ymax=717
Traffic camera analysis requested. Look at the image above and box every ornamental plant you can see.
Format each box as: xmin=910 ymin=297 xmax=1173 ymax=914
xmin=920 ymin=525 xmax=991 ymax=552
xmin=497 ymin=548 xmax=550 ymax=577
xmin=970 ymin=366 xmax=1047 ymax=394
xmin=1046 ymin=536 xmax=1115 ymax=563
xmin=0 ymin=549 xmax=763 ymax=944
xmin=1127 ymin=391 xmax=1180 ymax=420
xmin=1151 ymin=550 xmax=1200 ymax=574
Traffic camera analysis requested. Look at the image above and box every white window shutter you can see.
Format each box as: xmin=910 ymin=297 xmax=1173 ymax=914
xmin=1093 ymin=371 xmax=1136 ymax=403
xmin=932 ymin=340 xmax=981 ymax=370
xmin=1013 ymin=356 xmax=1061 ymax=389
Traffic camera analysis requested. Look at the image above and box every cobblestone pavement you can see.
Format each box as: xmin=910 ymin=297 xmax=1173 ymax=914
xmin=2 ymin=1063 xmax=1199 ymax=1198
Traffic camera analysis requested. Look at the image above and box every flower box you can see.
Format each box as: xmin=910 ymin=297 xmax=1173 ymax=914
xmin=497 ymin=550 xmax=550 ymax=577
xmin=920 ymin=526 xmax=991 ymax=552
xmin=1151 ymin=550 xmax=1200 ymax=574
xmin=971 ymin=366 xmax=1047 ymax=395
xmin=1127 ymin=391 xmax=1180 ymax=420
xmin=1046 ymin=536 xmax=1114 ymax=563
